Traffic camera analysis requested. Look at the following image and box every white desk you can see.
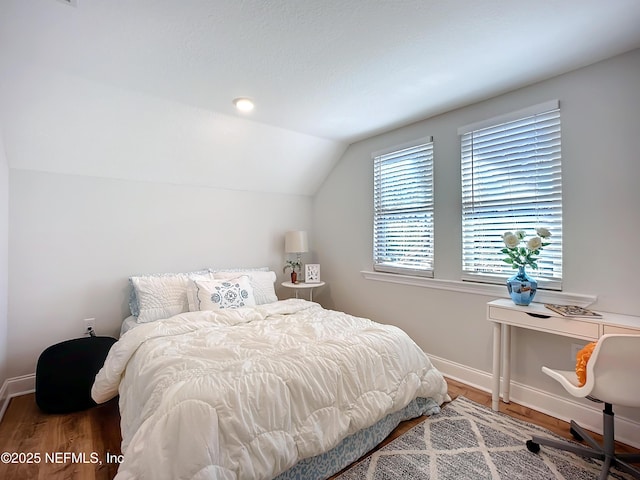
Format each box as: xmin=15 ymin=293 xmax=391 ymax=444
xmin=487 ymin=298 xmax=640 ymax=411
xmin=281 ymin=281 xmax=325 ymax=302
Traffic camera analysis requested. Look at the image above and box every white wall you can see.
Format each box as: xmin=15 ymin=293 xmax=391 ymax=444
xmin=8 ymin=170 xmax=312 ymax=378
xmin=314 ymin=49 xmax=640 ymax=420
xmin=0 ymin=129 xmax=8 ymax=385
xmin=1 ymin=51 xmax=324 ymax=379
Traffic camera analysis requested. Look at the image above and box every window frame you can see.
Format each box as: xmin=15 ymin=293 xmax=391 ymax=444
xmin=458 ymin=100 xmax=563 ymax=290
xmin=372 ymin=137 xmax=435 ymax=278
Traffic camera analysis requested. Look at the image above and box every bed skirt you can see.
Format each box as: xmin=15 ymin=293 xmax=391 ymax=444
xmin=275 ymin=396 xmax=441 ymax=480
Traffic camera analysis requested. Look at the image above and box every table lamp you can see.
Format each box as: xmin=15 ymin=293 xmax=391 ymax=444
xmin=285 ymin=230 xmax=308 ymax=266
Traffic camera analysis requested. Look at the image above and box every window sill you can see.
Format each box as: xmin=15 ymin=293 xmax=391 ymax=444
xmin=360 ymin=270 xmax=597 ymax=307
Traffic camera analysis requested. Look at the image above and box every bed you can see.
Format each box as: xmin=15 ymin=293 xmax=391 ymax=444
xmin=92 ymin=268 xmax=449 ymax=480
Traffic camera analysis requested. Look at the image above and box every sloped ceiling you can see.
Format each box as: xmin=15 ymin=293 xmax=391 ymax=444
xmin=1 ymin=0 xmax=640 ymax=195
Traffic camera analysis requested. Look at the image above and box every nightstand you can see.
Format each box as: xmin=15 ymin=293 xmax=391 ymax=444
xmin=281 ymin=281 xmax=326 ymax=302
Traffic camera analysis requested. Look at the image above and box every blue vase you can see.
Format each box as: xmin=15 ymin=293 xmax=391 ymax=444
xmin=506 ymin=266 xmax=537 ymax=306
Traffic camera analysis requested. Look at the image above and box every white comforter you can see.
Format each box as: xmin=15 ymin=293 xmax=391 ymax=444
xmin=92 ymin=299 xmax=448 ymax=480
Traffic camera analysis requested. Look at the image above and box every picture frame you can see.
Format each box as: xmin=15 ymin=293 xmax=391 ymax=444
xmin=305 ymin=264 xmax=321 ymax=283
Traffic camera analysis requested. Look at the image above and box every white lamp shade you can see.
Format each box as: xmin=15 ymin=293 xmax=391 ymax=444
xmin=285 ymin=231 xmax=308 ymax=253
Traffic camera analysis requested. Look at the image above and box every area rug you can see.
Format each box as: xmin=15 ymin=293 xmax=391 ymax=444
xmin=335 ymin=396 xmax=634 ymax=479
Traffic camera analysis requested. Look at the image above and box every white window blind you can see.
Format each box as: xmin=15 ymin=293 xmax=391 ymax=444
xmin=373 ymin=138 xmax=434 ymax=277
xmin=460 ymin=101 xmax=563 ymax=289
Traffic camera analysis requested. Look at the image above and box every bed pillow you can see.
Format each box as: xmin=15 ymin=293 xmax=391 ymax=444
xmin=128 ymin=269 xmax=211 ymax=317
xmin=130 ymin=270 xmax=212 ymax=323
xmin=190 ymin=276 xmax=256 ymax=311
xmin=212 ymin=270 xmax=277 ymax=305
xmin=186 ymin=269 xmax=272 ymax=311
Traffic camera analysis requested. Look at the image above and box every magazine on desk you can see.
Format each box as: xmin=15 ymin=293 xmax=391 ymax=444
xmin=544 ymin=304 xmax=603 ymax=318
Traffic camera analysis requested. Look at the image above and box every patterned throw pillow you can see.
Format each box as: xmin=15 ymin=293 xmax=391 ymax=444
xmin=191 ymin=276 xmax=256 ymax=311
xmin=212 ymin=270 xmax=277 ymax=305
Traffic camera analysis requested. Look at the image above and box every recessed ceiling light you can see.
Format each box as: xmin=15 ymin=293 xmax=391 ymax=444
xmin=233 ymin=97 xmax=254 ymax=112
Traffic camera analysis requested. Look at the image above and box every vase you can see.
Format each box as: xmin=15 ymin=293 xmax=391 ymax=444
xmin=290 ymin=271 xmax=297 ymax=284
xmin=506 ymin=266 xmax=537 ymax=306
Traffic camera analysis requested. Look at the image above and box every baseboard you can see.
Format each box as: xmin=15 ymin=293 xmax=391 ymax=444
xmin=0 ymin=374 xmax=35 ymax=421
xmin=430 ymin=354 xmax=640 ymax=449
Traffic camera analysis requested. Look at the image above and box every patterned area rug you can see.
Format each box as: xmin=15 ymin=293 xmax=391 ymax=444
xmin=335 ymin=396 xmax=635 ymax=479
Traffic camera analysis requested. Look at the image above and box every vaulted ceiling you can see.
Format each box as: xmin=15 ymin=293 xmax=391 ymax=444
xmin=2 ymin=0 xmax=640 ymax=195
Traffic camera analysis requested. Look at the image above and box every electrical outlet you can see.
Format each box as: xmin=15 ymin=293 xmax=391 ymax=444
xmin=571 ymin=343 xmax=584 ymax=362
xmin=84 ymin=318 xmax=95 ymax=335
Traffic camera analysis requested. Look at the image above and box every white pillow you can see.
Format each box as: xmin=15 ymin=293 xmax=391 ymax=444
xmin=131 ymin=271 xmax=213 ymax=323
xmin=212 ymin=270 xmax=277 ymax=305
xmin=190 ymin=276 xmax=256 ymax=311
xmin=128 ymin=269 xmax=210 ymax=317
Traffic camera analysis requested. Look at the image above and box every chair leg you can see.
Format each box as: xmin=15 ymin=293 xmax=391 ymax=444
xmin=529 ymin=433 xmax=604 ymax=460
xmin=528 ymin=403 xmax=639 ymax=479
xmin=569 ymin=420 xmax=601 ymax=451
xmin=618 ymin=453 xmax=640 ymax=463
xmin=615 ymin=458 xmax=640 ymax=479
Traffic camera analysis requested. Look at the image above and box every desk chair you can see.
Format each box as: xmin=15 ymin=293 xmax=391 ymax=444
xmin=526 ymin=334 xmax=640 ymax=480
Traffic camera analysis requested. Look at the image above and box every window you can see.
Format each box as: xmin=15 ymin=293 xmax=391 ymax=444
xmin=460 ymin=100 xmax=563 ymax=289
xmin=373 ymin=138 xmax=434 ymax=277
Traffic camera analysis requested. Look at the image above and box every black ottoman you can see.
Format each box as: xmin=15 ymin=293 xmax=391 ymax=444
xmin=35 ymin=336 xmax=117 ymax=413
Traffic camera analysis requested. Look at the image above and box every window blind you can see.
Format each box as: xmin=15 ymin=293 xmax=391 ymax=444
xmin=373 ymin=139 xmax=434 ymax=277
xmin=460 ymin=103 xmax=563 ymax=289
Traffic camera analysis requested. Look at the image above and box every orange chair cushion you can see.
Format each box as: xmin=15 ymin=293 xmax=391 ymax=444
xmin=575 ymin=342 xmax=597 ymax=386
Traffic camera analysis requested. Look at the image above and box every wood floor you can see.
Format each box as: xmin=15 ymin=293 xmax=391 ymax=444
xmin=0 ymin=377 xmax=637 ymax=479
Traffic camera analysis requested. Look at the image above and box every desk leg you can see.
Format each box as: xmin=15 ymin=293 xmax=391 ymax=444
xmin=491 ymin=321 xmax=501 ymax=411
xmin=502 ymin=324 xmax=511 ymax=404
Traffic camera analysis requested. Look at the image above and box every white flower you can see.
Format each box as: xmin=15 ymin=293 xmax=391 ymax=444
xmin=536 ymin=227 xmax=551 ymax=238
xmin=527 ymin=236 xmax=542 ymax=251
xmin=503 ymin=232 xmax=520 ymax=249
xmin=500 ymin=227 xmax=551 ymax=270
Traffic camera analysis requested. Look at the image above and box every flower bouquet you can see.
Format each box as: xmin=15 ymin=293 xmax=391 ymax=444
xmin=501 ymin=228 xmax=551 ymax=305
xmin=501 ymin=227 xmax=551 ymax=270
